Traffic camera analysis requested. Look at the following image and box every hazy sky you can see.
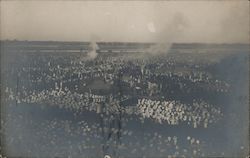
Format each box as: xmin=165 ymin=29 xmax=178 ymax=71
xmin=0 ymin=1 xmax=249 ymax=43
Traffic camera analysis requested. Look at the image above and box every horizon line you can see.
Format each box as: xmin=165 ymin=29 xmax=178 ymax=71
xmin=0 ymin=39 xmax=249 ymax=45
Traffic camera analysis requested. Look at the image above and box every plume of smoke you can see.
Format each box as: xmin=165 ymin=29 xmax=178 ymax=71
xmin=121 ymin=12 xmax=188 ymax=60
xmin=87 ymin=41 xmax=99 ymax=60
xmin=142 ymin=12 xmax=189 ymax=57
xmin=145 ymin=43 xmax=172 ymax=55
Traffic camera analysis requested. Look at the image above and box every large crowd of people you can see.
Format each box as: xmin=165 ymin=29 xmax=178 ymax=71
xmin=3 ymin=109 xmax=209 ymax=158
xmin=136 ymin=98 xmax=222 ymax=128
xmin=2 ymin=48 xmax=233 ymax=158
xmin=5 ymin=83 xmax=223 ymax=129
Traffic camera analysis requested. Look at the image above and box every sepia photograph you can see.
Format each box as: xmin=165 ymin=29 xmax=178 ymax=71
xmin=0 ymin=1 xmax=249 ymax=158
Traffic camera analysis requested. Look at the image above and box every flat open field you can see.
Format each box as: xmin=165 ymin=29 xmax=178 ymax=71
xmin=1 ymin=41 xmax=249 ymax=157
